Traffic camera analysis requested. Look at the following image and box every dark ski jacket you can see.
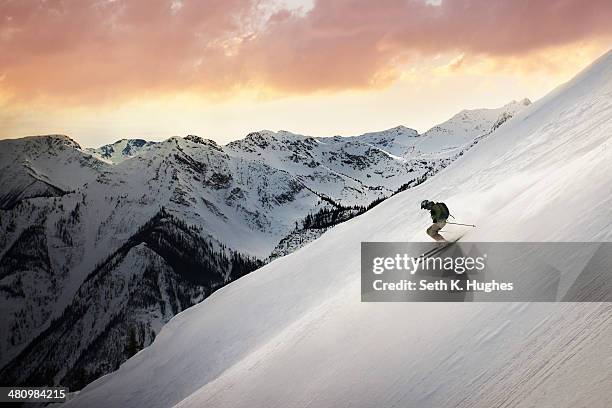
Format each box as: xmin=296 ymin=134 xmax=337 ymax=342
xmin=430 ymin=202 xmax=450 ymax=223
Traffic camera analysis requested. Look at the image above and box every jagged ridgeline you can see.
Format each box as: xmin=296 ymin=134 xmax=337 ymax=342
xmin=0 ymin=209 xmax=261 ymax=390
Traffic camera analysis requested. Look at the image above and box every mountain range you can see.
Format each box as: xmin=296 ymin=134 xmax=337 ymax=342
xmin=0 ymin=98 xmax=530 ymax=389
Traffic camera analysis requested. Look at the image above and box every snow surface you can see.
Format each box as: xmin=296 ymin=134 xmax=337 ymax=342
xmin=67 ymin=51 xmax=612 ymax=407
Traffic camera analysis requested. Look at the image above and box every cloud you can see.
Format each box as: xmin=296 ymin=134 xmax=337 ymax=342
xmin=440 ymin=54 xmax=466 ymax=73
xmin=1 ymin=0 xmax=611 ymax=103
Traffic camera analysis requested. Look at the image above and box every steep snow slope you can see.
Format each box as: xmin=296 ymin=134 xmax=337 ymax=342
xmin=67 ymin=50 xmax=612 ymax=408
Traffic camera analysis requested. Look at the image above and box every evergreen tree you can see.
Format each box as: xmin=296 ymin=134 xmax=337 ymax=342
xmin=126 ymin=327 xmax=139 ymax=358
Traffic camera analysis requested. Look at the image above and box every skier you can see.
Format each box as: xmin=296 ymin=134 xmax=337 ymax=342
xmin=420 ymin=200 xmax=450 ymax=241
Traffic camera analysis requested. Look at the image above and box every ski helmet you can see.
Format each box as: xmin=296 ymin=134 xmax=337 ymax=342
xmin=420 ymin=200 xmax=431 ymax=209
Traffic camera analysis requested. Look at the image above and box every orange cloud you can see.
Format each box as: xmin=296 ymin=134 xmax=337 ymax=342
xmin=1 ymin=0 xmax=611 ymax=104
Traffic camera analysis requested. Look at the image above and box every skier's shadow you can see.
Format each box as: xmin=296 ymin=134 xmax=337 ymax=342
xmin=409 ymin=244 xmax=476 ymax=302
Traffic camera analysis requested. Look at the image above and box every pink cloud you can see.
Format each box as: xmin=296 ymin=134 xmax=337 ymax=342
xmin=1 ymin=0 xmax=611 ymax=103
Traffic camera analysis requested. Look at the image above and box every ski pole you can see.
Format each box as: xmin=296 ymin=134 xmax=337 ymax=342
xmin=446 ymin=221 xmax=476 ymax=227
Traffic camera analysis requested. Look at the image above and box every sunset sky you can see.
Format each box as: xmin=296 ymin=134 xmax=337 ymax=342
xmin=1 ymin=0 xmax=611 ymax=146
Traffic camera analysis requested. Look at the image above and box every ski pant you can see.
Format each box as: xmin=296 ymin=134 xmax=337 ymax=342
xmin=427 ymin=220 xmax=446 ymax=241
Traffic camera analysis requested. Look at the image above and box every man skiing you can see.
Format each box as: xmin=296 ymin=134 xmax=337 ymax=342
xmin=421 ymin=200 xmax=450 ymax=241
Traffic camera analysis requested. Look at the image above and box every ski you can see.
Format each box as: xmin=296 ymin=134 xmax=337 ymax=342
xmin=421 ymin=235 xmax=464 ymax=259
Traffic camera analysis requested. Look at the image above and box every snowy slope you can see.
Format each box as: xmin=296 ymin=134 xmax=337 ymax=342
xmin=67 ymin=50 xmax=612 ymax=408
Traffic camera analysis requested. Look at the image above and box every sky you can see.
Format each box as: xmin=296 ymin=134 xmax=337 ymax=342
xmin=1 ymin=0 xmax=611 ymax=147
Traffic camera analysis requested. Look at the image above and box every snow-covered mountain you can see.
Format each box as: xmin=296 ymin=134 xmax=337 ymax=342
xmin=417 ymin=98 xmax=531 ymax=157
xmin=0 ymin=100 xmax=527 ymax=390
xmin=86 ymin=138 xmax=157 ymax=164
xmin=63 ymin=51 xmax=612 ymax=408
xmin=0 ymin=135 xmax=105 ymax=209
